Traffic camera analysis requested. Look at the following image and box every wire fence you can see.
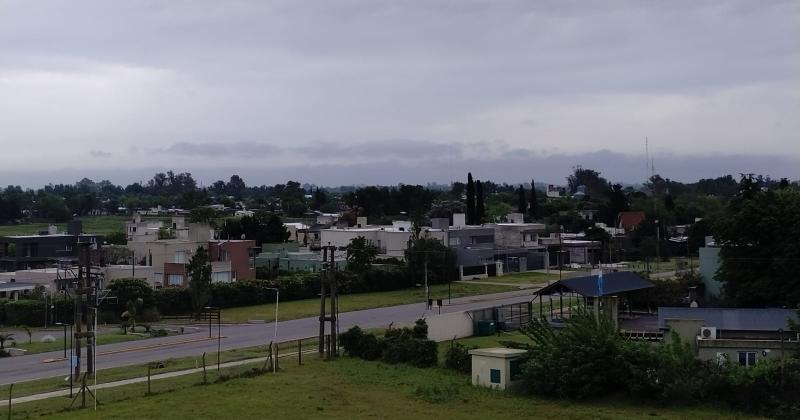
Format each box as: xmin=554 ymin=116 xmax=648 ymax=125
xmin=4 ymin=335 xmax=329 ymax=417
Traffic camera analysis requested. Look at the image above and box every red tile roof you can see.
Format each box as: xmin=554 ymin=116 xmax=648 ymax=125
xmin=617 ymin=211 xmax=646 ymax=230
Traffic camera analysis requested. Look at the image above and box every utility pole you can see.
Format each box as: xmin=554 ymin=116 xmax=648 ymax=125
xmin=318 ymin=244 xmax=338 ymax=360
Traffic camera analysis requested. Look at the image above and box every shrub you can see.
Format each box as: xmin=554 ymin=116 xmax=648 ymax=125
xmin=3 ymin=300 xmax=45 ymax=327
xmin=444 ymin=341 xmax=473 ymax=374
xmin=340 ymin=326 xmax=366 ymax=357
xmin=383 ymin=337 xmax=437 ymax=368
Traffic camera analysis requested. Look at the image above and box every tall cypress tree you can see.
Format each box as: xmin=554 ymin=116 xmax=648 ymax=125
xmin=529 ymin=179 xmax=539 ymax=220
xmin=517 ymin=185 xmax=527 ymax=214
xmin=466 ymin=172 xmax=475 ymax=224
xmin=476 ymin=180 xmax=485 ymax=224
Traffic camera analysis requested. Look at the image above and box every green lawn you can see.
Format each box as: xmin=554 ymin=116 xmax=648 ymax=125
xmin=467 ymin=271 xmax=559 ymax=285
xmin=6 ymin=332 xmax=146 ymax=355
xmin=7 ymin=352 xmax=759 ymax=419
xmin=627 ymin=257 xmax=697 ymax=274
xmin=220 ymin=282 xmax=517 ymax=323
xmin=0 ymin=216 xmax=127 ymax=237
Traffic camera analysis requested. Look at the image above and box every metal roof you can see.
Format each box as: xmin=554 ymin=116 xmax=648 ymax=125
xmin=534 ymin=271 xmax=653 ymax=298
xmin=658 ymin=307 xmax=798 ymax=331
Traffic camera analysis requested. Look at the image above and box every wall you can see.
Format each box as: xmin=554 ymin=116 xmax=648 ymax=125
xmin=424 ymin=311 xmax=474 ymax=341
xmin=664 ymin=318 xmax=705 ymax=353
xmin=697 ymin=339 xmax=800 ymax=364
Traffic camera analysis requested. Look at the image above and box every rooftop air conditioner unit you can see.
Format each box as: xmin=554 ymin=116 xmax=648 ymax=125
xmin=700 ymin=327 xmax=717 ymax=340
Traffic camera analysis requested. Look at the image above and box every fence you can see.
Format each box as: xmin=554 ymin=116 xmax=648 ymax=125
xmin=470 ymin=301 xmax=533 ymax=332
xmin=4 ymin=334 xmax=330 ymax=417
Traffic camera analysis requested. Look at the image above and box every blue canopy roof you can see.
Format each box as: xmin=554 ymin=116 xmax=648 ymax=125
xmin=534 ymin=271 xmax=652 ymax=297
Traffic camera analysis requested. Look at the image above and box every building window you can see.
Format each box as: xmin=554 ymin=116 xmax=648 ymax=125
xmin=167 ymin=274 xmax=184 ymax=286
xmin=448 ymin=237 xmax=461 ymax=246
xmin=211 ymin=272 xmax=231 ymax=283
xmin=490 ymin=369 xmax=501 ymax=384
xmin=738 ymin=351 xmax=757 ymax=367
xmin=174 ymin=251 xmax=186 ymax=264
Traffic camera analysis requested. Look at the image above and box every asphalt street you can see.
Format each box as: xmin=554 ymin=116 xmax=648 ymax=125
xmin=0 ymin=288 xmax=544 ymax=385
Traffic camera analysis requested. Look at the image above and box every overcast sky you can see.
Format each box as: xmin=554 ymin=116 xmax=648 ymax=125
xmin=1 ymin=1 xmax=798 ymax=187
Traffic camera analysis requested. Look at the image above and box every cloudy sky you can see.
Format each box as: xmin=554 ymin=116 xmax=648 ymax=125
xmin=1 ymin=1 xmax=798 ymax=187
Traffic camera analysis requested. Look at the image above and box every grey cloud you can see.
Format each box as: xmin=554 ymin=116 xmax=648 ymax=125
xmin=159 ymin=142 xmax=282 ymax=157
xmin=295 ymin=139 xmax=460 ymax=159
xmin=89 ymin=150 xmax=112 ymax=158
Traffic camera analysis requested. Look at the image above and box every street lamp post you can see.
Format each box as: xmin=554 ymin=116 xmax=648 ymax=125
xmin=55 ymin=322 xmax=67 ymax=358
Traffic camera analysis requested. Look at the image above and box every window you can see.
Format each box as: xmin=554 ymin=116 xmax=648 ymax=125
xmin=738 ymin=351 xmax=757 ymax=367
xmin=448 ymin=237 xmax=461 ymax=246
xmin=167 ymin=274 xmax=184 ymax=286
xmin=211 ymin=272 xmax=232 ymax=283
xmin=173 ymin=251 xmax=186 ymax=264
xmin=489 ymin=369 xmax=501 ymax=384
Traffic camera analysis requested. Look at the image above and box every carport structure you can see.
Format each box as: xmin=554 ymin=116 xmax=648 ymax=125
xmin=531 ymin=271 xmax=653 ymax=325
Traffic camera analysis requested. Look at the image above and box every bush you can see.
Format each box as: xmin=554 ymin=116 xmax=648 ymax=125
xmin=342 ymin=320 xmax=437 ymax=367
xmin=444 ymin=341 xmax=473 ymax=374
xmin=339 ymin=326 xmax=385 ymax=361
xmin=3 ymin=300 xmax=45 ymax=327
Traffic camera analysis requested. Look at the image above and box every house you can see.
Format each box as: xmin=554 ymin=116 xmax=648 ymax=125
xmin=617 ymin=211 xmax=646 ymax=231
xmin=319 ymin=221 xmax=445 ymax=260
xmin=284 ymin=222 xmax=310 ymax=245
xmin=539 ymin=233 xmax=602 ymax=266
xmin=124 ymin=214 xmax=255 ymax=287
xmin=255 ymin=243 xmax=347 ymax=274
xmin=659 ymin=307 xmax=800 ymax=365
xmin=0 ymin=222 xmax=103 ymax=271
xmin=546 ymin=184 xmax=564 ymax=198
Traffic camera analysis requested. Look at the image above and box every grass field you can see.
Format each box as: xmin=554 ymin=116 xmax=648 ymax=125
xmin=466 ymin=271 xmax=559 ymax=285
xmin=0 ymin=215 xmax=127 ymax=237
xmin=4 ymin=331 xmax=147 ymax=355
xmin=220 ymin=282 xmax=518 ymax=323
xmin=7 ymin=350 xmax=759 ymax=419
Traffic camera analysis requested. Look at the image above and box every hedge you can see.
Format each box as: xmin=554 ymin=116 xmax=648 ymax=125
xmin=1 ymin=298 xmax=74 ymax=327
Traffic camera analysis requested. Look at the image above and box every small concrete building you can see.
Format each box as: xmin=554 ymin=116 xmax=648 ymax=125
xmin=469 ymin=347 xmax=528 ymax=390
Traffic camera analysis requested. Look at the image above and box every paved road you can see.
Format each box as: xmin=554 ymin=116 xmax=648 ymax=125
xmin=0 ymin=288 xmax=543 ymax=385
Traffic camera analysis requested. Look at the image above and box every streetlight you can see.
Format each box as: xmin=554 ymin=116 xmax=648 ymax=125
xmin=55 ymin=322 xmax=70 ymax=358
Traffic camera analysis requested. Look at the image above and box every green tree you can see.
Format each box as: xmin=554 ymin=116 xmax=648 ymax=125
xmin=405 ymin=230 xmax=457 ymax=286
xmin=346 ymin=236 xmax=379 ymax=273
xmin=529 ymin=179 xmax=539 ymax=220
xmin=187 ymin=246 xmax=212 ymax=319
xmin=714 ymin=180 xmax=800 ymax=307
xmin=517 ymin=185 xmax=527 ymax=214
xmin=105 ymin=231 xmax=128 ymax=245
xmin=465 ymin=173 xmax=475 ymax=225
xmin=189 ymin=206 xmax=218 ymax=224
xmin=475 ymin=180 xmax=485 ymax=224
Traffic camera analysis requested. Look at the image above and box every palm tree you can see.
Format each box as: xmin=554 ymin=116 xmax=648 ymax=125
xmin=0 ymin=332 xmax=14 ymax=350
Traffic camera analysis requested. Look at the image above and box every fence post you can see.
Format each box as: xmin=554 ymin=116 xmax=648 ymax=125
xmin=298 ymin=339 xmax=302 ymax=365
xmin=202 ymin=352 xmax=207 ymax=384
xmin=275 ymin=343 xmax=279 ymax=371
xmin=147 ymin=364 xmax=151 ymax=395
xmin=7 ymin=383 xmax=12 ymax=420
